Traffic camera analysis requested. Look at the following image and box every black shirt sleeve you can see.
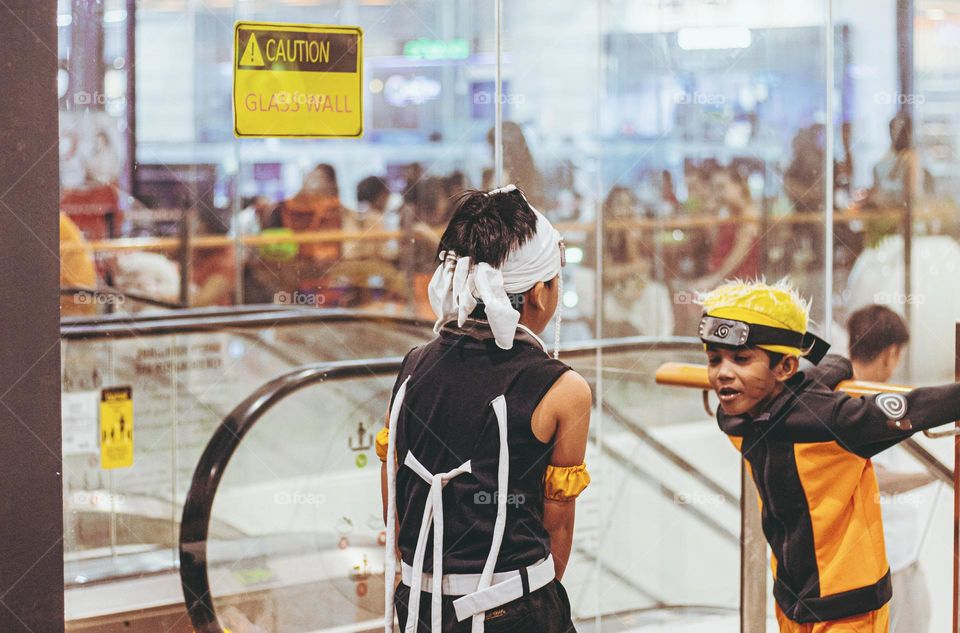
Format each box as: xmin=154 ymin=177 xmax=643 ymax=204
xmin=829 ymin=382 xmax=960 ymax=458
xmin=388 ymin=345 xmax=423 ymax=414
xmin=802 ymin=354 xmax=853 ymax=391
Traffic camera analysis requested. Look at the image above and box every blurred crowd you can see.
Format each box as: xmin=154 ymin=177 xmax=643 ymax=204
xmin=61 ymin=114 xmax=957 ymax=337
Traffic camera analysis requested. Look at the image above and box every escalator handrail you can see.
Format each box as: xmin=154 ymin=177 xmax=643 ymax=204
xmin=61 ymin=306 xmax=437 ymax=339
xmin=178 ymin=336 xmax=702 ymax=632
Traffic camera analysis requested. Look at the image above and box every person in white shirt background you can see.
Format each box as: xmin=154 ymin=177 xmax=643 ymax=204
xmin=846 ymin=304 xmax=939 ymax=633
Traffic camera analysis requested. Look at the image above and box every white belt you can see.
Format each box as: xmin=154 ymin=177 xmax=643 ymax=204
xmin=401 ymin=554 xmax=556 ymax=622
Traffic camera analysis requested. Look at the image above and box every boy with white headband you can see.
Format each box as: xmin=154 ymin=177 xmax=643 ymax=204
xmin=377 ymin=185 xmax=592 ymax=632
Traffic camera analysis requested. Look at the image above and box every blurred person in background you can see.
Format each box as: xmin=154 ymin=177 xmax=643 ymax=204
xmin=697 ymin=165 xmax=761 ymax=288
xmin=847 ymin=304 xmax=935 ymax=633
xmin=277 ymin=163 xmax=345 ymax=262
xmin=401 ymin=176 xmax=455 ymax=318
xmin=486 ymin=121 xmax=546 ymax=210
xmin=191 ymin=207 xmax=236 ymax=307
xmin=258 ymin=163 xmax=350 ymax=306
xmin=864 ymin=113 xmax=934 ymax=212
xmin=577 ymin=186 xmax=673 ymax=337
xmin=329 ymin=175 xmax=406 ymax=309
xmin=59 ymin=212 xmax=99 ymax=316
xmin=346 ymin=175 xmax=400 ymax=263
xmin=859 ymin=113 xmax=936 ymax=249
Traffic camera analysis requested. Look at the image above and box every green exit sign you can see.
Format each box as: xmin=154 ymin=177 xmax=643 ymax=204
xmin=403 ymin=38 xmax=469 ymax=60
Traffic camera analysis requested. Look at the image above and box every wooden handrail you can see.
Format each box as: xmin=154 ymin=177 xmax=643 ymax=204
xmin=654 ymin=361 xmax=914 ymax=397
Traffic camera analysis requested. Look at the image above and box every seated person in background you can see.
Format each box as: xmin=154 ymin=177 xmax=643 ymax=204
xmin=847 ymin=304 xmax=935 ymax=633
xmin=59 ymin=213 xmax=98 ymax=316
xmin=699 ymin=279 xmax=960 ymax=633
xmin=380 ymin=185 xmax=591 ymax=633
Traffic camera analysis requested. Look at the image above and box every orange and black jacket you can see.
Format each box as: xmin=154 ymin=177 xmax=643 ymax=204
xmin=719 ymin=354 xmax=960 ymax=623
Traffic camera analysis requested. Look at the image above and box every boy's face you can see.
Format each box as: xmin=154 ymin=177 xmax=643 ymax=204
xmin=706 ymin=345 xmax=794 ymax=417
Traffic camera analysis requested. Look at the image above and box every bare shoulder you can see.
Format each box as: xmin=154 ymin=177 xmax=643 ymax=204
xmin=541 ymin=370 xmax=592 ymax=419
xmin=551 ymin=370 xmax=592 ymax=405
xmin=532 ymin=370 xmax=592 ymax=444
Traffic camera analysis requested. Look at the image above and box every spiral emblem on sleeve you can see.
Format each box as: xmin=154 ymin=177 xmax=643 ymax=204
xmin=876 ymin=393 xmax=908 ymax=420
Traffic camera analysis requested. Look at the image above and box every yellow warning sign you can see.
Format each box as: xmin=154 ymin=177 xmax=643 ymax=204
xmin=234 ymin=22 xmax=363 ymax=138
xmin=100 ymin=386 xmax=133 ymax=469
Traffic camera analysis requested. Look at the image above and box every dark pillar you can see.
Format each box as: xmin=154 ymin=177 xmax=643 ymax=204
xmin=0 ymin=2 xmax=64 ymax=632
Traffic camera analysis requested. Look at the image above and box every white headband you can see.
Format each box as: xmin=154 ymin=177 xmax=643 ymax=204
xmin=427 ymin=186 xmax=563 ymax=350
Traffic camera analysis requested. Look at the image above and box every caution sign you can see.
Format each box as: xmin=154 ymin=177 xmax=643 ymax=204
xmin=234 ymin=22 xmax=363 ymax=138
xmin=100 ymin=386 xmax=134 ymax=469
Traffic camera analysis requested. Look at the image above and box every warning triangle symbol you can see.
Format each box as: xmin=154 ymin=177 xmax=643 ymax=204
xmin=240 ymin=33 xmax=265 ymax=67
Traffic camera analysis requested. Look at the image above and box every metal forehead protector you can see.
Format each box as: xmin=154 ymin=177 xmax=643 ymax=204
xmin=699 ymin=315 xmax=751 ymax=347
xmin=698 ymin=315 xmax=832 ymax=365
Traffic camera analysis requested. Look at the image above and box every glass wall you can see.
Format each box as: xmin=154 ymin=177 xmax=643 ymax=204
xmin=58 ymin=1 xmax=960 ymax=631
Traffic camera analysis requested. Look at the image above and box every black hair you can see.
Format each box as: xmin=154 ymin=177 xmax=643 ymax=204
xmin=356 ymin=176 xmax=390 ymax=205
xmin=437 ymin=187 xmax=538 ymax=268
xmin=847 ymin=304 xmax=910 ymax=363
xmin=438 ymin=187 xmax=542 ymax=320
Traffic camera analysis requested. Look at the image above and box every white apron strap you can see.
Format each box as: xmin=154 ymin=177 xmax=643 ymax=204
xmin=383 ymin=377 xmax=409 ymax=633
xmin=471 ymin=395 xmax=510 ymax=633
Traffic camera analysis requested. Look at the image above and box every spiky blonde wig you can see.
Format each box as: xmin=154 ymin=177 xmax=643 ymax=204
xmin=698 ymin=278 xmax=812 ymax=356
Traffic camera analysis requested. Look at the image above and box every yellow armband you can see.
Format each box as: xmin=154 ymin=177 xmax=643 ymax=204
xmin=375 ymin=427 xmax=390 ymax=462
xmin=544 ymin=463 xmax=591 ymax=502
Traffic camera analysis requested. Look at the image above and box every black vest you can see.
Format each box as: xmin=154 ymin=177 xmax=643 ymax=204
xmin=389 ymin=326 xmax=570 ymax=574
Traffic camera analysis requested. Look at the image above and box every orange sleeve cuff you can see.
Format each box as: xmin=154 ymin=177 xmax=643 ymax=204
xmin=375 ymin=427 xmax=390 ymax=462
xmin=544 ymin=463 xmax=591 ymax=501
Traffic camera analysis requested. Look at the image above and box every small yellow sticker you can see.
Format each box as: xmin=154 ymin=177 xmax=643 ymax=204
xmin=233 ymin=21 xmax=364 ymax=138
xmin=100 ymin=386 xmax=133 ymax=469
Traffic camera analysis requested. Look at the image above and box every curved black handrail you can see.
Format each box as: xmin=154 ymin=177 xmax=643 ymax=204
xmin=178 ymin=337 xmax=702 ymax=632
